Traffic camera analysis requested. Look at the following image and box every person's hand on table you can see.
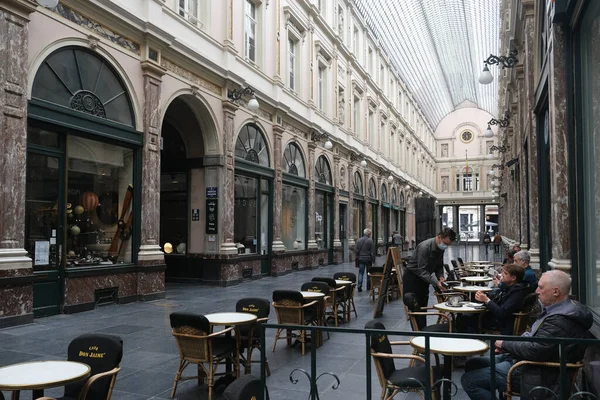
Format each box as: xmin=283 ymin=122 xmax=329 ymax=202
xmin=474 ymin=291 xmax=489 ymax=303
xmin=436 ymin=281 xmax=447 ymax=292
xmin=439 ymin=276 xmax=446 ymax=283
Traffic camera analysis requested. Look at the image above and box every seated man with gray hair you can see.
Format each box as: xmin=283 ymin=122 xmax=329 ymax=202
xmin=513 ymin=250 xmax=537 ymax=286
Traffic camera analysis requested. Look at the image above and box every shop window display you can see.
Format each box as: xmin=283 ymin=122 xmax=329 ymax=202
xmin=282 ymin=185 xmax=306 ymax=251
xmin=234 ymin=176 xmax=258 ymax=254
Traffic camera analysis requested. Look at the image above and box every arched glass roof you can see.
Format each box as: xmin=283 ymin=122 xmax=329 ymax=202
xmin=354 ymin=0 xmax=500 ymax=128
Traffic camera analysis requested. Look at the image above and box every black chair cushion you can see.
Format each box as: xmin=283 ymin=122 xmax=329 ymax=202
xmin=272 ymin=290 xmax=304 ymax=303
xmin=333 ymin=272 xmax=357 ymax=283
xmin=170 ymin=312 xmax=211 ymax=333
xmin=451 ymin=260 xmax=459 ymax=269
xmin=223 ymin=375 xmax=269 ymax=400
xmin=64 ymin=333 xmax=123 ymax=400
xmin=212 ymin=336 xmax=238 ymax=357
xmin=403 ymin=292 xmax=421 ymax=313
xmin=311 ymin=277 xmax=336 ymax=288
xmin=421 ymin=323 xmax=450 ymax=333
xmin=301 ymin=281 xmax=329 ymax=294
xmin=236 ymin=297 xmax=270 ymax=338
xmin=365 ymin=320 xmax=395 ymax=379
xmin=388 ymin=365 xmax=443 ymax=388
xmin=370 ymin=266 xmax=384 ymax=274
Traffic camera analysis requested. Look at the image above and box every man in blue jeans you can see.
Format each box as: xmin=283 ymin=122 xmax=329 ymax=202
xmin=461 ymin=270 xmax=592 ymax=400
xmin=355 ymin=228 xmax=376 ymax=292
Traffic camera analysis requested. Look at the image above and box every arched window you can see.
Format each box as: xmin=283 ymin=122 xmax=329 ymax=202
xmin=282 ymin=142 xmax=305 ymax=177
xmin=353 ymin=172 xmax=363 ymax=194
xmin=315 ymin=155 xmax=332 ymax=185
xmin=391 ymin=188 xmax=397 ymax=205
xmin=399 ymin=192 xmax=405 ymax=208
xmin=368 ymin=178 xmax=377 ymax=199
xmin=381 ymin=184 xmax=388 ymax=203
xmin=455 ymin=167 xmax=480 ymax=192
xmin=32 ymin=47 xmax=134 ymax=127
xmin=235 ymin=124 xmax=270 ymax=166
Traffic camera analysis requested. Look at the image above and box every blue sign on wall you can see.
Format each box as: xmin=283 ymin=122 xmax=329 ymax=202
xmin=206 ymin=187 xmax=218 ymax=198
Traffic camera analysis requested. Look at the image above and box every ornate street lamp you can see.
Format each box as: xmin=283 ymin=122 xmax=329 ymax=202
xmin=228 ymin=86 xmax=259 ymax=112
xmin=479 ymin=49 xmax=519 ymax=85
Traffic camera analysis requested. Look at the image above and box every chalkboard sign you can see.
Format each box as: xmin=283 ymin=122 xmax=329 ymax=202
xmin=373 ymin=247 xmax=402 ymax=318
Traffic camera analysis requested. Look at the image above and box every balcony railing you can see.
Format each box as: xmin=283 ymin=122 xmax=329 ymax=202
xmin=254 ymin=324 xmax=600 ymax=400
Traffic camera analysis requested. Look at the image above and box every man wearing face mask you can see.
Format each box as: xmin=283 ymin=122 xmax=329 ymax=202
xmin=402 ymin=228 xmax=456 ymax=329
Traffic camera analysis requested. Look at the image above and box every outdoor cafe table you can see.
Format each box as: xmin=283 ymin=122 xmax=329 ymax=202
xmin=334 ymin=279 xmax=352 ymax=285
xmin=433 ymin=301 xmax=487 ymax=325
xmin=301 ymin=291 xmax=326 ymax=346
xmin=0 ymin=360 xmax=91 ymax=400
xmin=465 ymin=268 xmax=486 ymax=276
xmin=410 ymin=336 xmax=488 ymax=400
xmin=463 ymin=276 xmax=493 ymax=286
xmin=455 ymin=285 xmax=492 ymax=301
xmin=205 ymin=312 xmax=258 ymax=376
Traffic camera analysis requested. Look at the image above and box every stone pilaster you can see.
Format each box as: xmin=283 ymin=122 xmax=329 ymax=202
xmin=307 ymin=142 xmax=318 ymax=250
xmin=548 ymin=23 xmax=570 ymax=262
xmin=333 ymin=155 xmax=341 ymax=247
xmin=0 ymin=0 xmax=35 ymax=264
xmin=272 ymin=125 xmax=285 ymax=252
xmin=220 ymin=101 xmax=239 ymax=254
xmin=138 ymin=61 xmax=166 ymax=264
xmin=348 ymin=165 xmax=355 ymax=248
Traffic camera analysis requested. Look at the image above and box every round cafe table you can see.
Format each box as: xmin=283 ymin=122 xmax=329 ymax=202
xmin=0 ymin=360 xmax=91 ymax=400
xmin=463 ymin=276 xmax=492 ymax=286
xmin=300 ymin=291 xmax=326 ymax=299
xmin=335 ymin=279 xmax=351 ymax=285
xmin=205 ymin=312 xmax=258 ymax=377
xmin=410 ymin=336 xmax=488 ymax=400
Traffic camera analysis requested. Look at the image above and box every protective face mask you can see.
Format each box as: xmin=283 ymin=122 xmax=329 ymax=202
xmin=437 ymin=242 xmax=448 ymax=250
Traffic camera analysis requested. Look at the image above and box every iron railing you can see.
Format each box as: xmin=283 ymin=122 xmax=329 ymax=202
xmin=257 ymin=324 xmax=599 ymax=400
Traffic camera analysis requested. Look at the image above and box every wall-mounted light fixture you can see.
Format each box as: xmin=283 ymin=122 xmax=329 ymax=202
xmin=387 ymin=174 xmax=394 ymax=183
xmin=228 ymin=86 xmax=260 ymax=112
xmin=405 ymin=184 xmax=411 ymax=190
xmin=479 ymin=49 xmax=519 ymax=85
xmin=490 ymin=145 xmax=508 ymax=153
xmin=484 ymin=113 xmax=510 ymax=138
xmin=311 ymin=130 xmax=333 ymax=150
xmin=360 ymin=159 xmax=368 ymax=168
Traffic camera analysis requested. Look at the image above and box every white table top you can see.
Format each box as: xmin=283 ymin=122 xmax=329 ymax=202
xmin=454 ymin=285 xmax=493 ymax=292
xmin=0 ymin=361 xmax=90 ymax=390
xmin=410 ymin=336 xmax=488 ymax=356
xmin=335 ymin=279 xmax=351 ymax=285
xmin=464 ymin=276 xmax=493 ymax=283
xmin=466 ymin=268 xmax=486 ymax=273
xmin=470 ymin=260 xmax=491 ymax=264
xmin=434 ymin=302 xmax=487 ymax=313
xmin=300 ymin=291 xmax=325 ymax=298
xmin=205 ymin=312 xmax=257 ymax=325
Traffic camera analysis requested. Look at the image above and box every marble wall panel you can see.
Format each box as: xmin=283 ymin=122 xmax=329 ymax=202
xmin=0 ymin=285 xmax=32 ymax=316
xmin=137 ymin=271 xmax=165 ymax=295
xmin=64 ymin=273 xmax=137 ymax=305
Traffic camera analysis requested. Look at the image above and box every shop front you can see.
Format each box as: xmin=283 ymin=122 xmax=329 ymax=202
xmin=315 ymin=155 xmax=334 ymax=265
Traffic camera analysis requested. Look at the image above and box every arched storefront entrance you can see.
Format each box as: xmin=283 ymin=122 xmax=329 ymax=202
xmin=26 ymin=46 xmax=139 ymax=316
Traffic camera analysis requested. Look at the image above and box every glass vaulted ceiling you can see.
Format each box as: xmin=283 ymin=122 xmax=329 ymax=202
xmin=355 ymin=0 xmax=500 ymax=129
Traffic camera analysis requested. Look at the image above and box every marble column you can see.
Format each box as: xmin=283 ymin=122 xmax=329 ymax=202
xmin=348 ymin=165 xmax=355 ymax=249
xmin=0 ymin=0 xmax=36 ymax=325
xmin=271 ymin=125 xmax=285 ymax=252
xmin=523 ymin=9 xmax=540 ymax=267
xmin=333 ymin=155 xmax=342 ymax=248
xmin=548 ymin=23 xmax=571 ymax=272
xmin=219 ymin=101 xmax=239 ymax=254
xmin=138 ymin=61 xmax=166 ymax=264
xmin=307 ymin=142 xmax=317 ymax=250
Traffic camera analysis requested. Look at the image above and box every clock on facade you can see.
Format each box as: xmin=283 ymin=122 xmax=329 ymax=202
xmin=460 ymin=130 xmax=474 ymax=143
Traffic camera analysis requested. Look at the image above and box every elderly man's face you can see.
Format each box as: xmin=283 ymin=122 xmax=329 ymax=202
xmin=536 ymin=275 xmax=559 ymax=307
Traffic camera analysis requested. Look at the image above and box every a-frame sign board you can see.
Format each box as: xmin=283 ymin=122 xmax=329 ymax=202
xmin=373 ymin=247 xmax=403 ymax=318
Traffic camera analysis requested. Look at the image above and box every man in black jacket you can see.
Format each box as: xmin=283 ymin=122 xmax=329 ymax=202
xmin=402 ymin=227 xmax=456 ymax=329
xmin=461 ymin=270 xmax=593 ymax=400
xmin=355 ymin=228 xmax=376 ymax=292
xmin=458 ymin=263 xmax=527 ymax=335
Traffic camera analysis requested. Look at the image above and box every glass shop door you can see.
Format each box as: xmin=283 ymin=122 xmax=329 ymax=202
xmin=25 ymin=150 xmax=65 ymax=317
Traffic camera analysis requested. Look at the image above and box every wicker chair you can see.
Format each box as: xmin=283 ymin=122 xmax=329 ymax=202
xmin=37 ymin=334 xmax=123 ymax=400
xmin=235 ymin=297 xmax=271 ymax=376
xmin=368 ymin=266 xmax=384 ymax=302
xmin=504 ymin=360 xmax=584 ymax=400
xmin=272 ymin=290 xmax=318 ymax=355
xmin=366 ymin=320 xmax=442 ymax=400
xmin=333 ymin=272 xmax=358 ymax=320
xmin=311 ymin=277 xmax=346 ymax=326
xmin=457 ymin=257 xmax=465 ymax=266
xmin=169 ymin=312 xmax=239 ymax=400
xmin=404 ymin=292 xmax=453 ymax=333
xmin=300 ymin=281 xmax=331 ymax=339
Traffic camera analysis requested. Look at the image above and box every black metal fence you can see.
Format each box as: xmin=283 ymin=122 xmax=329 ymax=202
xmin=257 ymin=324 xmax=600 ymax=400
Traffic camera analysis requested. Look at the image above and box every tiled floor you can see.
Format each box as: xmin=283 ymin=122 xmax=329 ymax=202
xmin=0 ymin=245 xmax=496 ymax=399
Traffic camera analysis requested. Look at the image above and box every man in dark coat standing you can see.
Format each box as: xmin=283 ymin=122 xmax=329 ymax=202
xmin=355 ymin=228 xmax=376 ymax=292
xmin=461 ymin=270 xmax=593 ymax=400
xmin=402 ymin=227 xmax=456 ymax=329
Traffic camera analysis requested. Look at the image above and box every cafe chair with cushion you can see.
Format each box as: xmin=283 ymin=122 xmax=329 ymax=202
xmin=272 ymin=290 xmax=318 ymax=355
xmin=457 ymin=257 xmax=465 ymax=267
xmin=222 ymin=375 xmax=270 ymax=400
xmin=333 ymin=272 xmax=358 ymax=320
xmin=368 ymin=266 xmax=385 ymax=302
xmin=450 ymin=259 xmax=461 ymax=270
xmin=235 ymin=297 xmax=271 ymax=376
xmin=404 ymin=293 xmax=453 ymax=334
xmin=311 ymin=277 xmax=346 ymax=326
xmin=169 ymin=312 xmax=239 ymax=400
xmin=36 ymin=333 xmax=123 ymax=400
xmin=365 ymin=320 xmax=442 ymax=400
xmin=300 ymin=281 xmax=331 ymax=335
xmin=504 ymin=360 xmax=584 ymax=400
